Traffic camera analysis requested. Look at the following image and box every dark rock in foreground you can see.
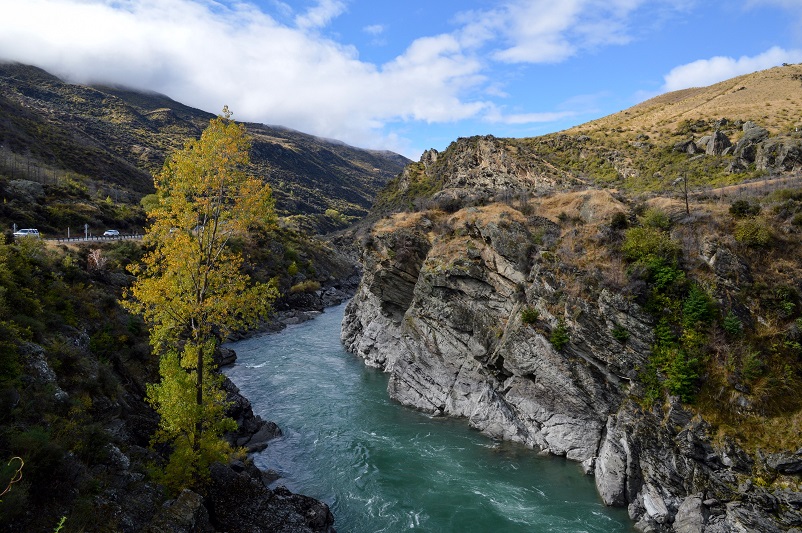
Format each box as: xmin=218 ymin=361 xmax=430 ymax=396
xmin=207 ymin=462 xmax=335 ymax=533
xmin=146 ymin=463 xmax=335 ymax=533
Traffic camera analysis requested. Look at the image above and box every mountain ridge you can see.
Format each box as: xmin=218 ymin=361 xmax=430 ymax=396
xmin=0 ymin=61 xmax=410 ymax=234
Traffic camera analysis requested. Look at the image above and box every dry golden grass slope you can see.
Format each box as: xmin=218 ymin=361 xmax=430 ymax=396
xmin=568 ymin=63 xmax=802 ymax=141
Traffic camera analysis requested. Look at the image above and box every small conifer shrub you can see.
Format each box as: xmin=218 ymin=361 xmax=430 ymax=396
xmin=521 ymin=306 xmax=540 ymax=325
xmin=550 ymin=320 xmax=570 ymax=350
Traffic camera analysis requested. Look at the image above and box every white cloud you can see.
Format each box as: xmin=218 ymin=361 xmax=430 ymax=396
xmin=294 ymin=0 xmax=347 ymax=30
xmin=454 ymin=0 xmax=647 ymax=64
xmin=363 ymin=24 xmax=385 ymax=36
xmin=3 ymin=0 xmax=788 ymax=159
xmin=0 ymin=0 xmax=492 ymax=156
xmin=662 ymin=46 xmax=802 ymax=92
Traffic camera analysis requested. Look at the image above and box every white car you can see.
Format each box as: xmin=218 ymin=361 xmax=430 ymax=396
xmin=13 ymin=228 xmax=40 ymax=238
xmin=103 ymin=229 xmax=120 ymax=237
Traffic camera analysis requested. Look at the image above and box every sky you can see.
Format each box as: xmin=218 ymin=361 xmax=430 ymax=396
xmin=0 ymin=1 xmax=801 ymax=160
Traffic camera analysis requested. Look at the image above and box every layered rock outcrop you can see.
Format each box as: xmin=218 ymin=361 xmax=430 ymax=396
xmin=343 ymin=199 xmax=649 ymax=460
xmin=342 ymin=183 xmax=802 ymax=531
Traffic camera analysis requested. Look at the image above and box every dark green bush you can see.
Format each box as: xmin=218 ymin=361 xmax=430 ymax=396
xmin=729 ymin=199 xmax=761 ymax=218
xmin=664 ymin=348 xmax=700 ymax=403
xmin=741 ymin=350 xmax=764 ymax=382
xmin=549 ymin=320 xmax=570 ymax=350
xmin=611 ymin=324 xmax=630 ymax=343
xmin=682 ymin=285 xmax=716 ymax=329
xmin=649 ymin=259 xmax=685 ymax=291
xmin=722 ymin=311 xmax=743 ymax=337
xmin=609 ymin=211 xmax=628 ymax=230
xmin=521 ymin=306 xmax=540 ymax=325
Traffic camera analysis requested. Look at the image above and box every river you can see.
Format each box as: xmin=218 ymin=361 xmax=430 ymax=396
xmin=223 ymin=302 xmax=634 ymax=532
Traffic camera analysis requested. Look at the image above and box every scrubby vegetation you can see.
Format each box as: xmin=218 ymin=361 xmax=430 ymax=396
xmin=539 ymin=188 xmax=802 ymax=450
xmin=0 ymin=218 xmax=356 ymax=529
xmin=0 ymin=238 xmax=155 ymax=530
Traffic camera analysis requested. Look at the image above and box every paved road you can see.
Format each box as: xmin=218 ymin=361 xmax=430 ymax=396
xmin=50 ymin=234 xmax=143 ymax=243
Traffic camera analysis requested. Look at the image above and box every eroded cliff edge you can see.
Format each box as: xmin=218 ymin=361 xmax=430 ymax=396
xmin=341 ymin=136 xmax=802 ymax=532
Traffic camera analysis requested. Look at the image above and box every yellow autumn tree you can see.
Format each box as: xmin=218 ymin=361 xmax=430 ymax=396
xmin=124 ymin=107 xmax=278 ymax=491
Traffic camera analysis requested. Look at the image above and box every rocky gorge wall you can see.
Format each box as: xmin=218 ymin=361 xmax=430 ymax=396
xmin=341 ymin=200 xmax=802 ymax=532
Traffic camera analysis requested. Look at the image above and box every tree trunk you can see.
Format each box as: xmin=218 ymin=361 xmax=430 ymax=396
xmin=194 ymin=347 xmax=203 ymax=453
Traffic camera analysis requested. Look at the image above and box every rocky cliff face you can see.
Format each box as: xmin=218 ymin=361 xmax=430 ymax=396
xmin=595 ymin=398 xmax=802 ymax=532
xmin=343 ymin=202 xmax=650 ymax=461
xmin=342 ymin=140 xmax=802 ymax=531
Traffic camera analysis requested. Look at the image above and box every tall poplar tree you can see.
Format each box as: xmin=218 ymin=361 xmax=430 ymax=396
xmin=124 ymin=108 xmax=278 ymax=490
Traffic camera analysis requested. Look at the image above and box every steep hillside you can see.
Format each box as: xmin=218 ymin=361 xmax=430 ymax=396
xmin=570 ymin=63 xmax=802 ymax=138
xmin=0 ymin=234 xmax=342 ymax=531
xmin=0 ymin=62 xmax=409 ymax=234
xmin=373 ymin=64 xmax=802 ymax=217
xmin=345 ymin=64 xmax=802 ymax=532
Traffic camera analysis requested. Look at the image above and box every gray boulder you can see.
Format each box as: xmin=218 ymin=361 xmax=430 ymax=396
xmin=756 ymin=137 xmax=802 ymax=171
xmin=766 ymin=449 xmax=802 ymax=474
xmin=674 ymin=494 xmax=707 ymax=533
xmin=222 ymin=376 xmax=282 ymax=452
xmin=733 ymin=125 xmax=769 ymax=162
xmin=706 ymin=131 xmax=732 ymax=155
xmin=673 ymin=139 xmax=699 ymax=154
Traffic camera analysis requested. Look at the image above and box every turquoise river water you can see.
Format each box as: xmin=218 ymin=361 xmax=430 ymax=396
xmin=223 ymin=302 xmax=635 ymax=532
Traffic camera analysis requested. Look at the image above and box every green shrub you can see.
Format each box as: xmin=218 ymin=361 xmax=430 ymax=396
xmin=654 ymin=318 xmax=676 ymax=347
xmin=521 ymin=306 xmax=540 ymax=325
xmin=622 ymin=227 xmax=680 ymax=264
xmin=549 ymin=320 xmax=570 ymax=350
xmin=771 ymin=286 xmax=798 ymax=319
xmin=640 ymin=207 xmax=671 ymax=230
xmin=664 ymin=348 xmax=700 ymax=403
xmin=729 ymin=199 xmax=761 ymax=218
xmin=89 ymin=327 xmax=116 ymax=358
xmin=734 ymin=218 xmax=772 ymax=247
xmin=289 ymin=280 xmax=321 ymax=294
xmin=611 ymin=324 xmax=630 ymax=343
xmin=722 ymin=311 xmax=743 ymax=337
xmin=650 ymin=260 xmax=685 ymax=291
xmin=741 ymin=350 xmax=764 ymax=382
xmin=639 ymin=359 xmax=662 ymax=405
xmin=609 ymin=211 xmax=628 ymax=230
xmin=682 ymin=285 xmax=716 ymax=329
